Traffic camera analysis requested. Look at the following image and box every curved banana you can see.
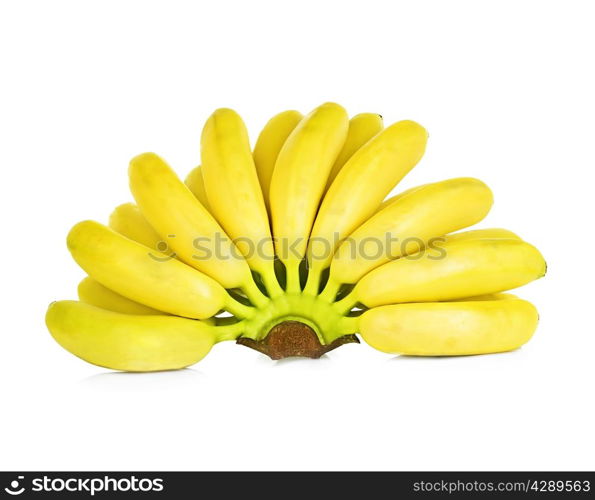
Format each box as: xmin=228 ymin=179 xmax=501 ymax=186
xmin=129 ymin=153 xmax=265 ymax=306
xmin=201 ymin=108 xmax=282 ymax=297
xmin=304 ymin=120 xmax=428 ymax=295
xmin=78 ymin=276 xmax=164 ymax=315
xmin=325 ymin=112 xmax=383 ymax=190
xmin=341 ymin=238 xmax=545 ymax=310
xmin=445 ymin=227 xmax=521 ymax=243
xmin=375 ymin=183 xmax=430 ymax=214
xmin=269 ymin=102 xmax=349 ymax=293
xmin=109 ymin=203 xmax=164 ymax=251
xmin=67 ymin=220 xmax=250 ymax=319
xmin=184 ymin=166 xmax=211 ymax=210
xmin=253 ymin=110 xmax=303 ymax=210
xmin=359 ymin=295 xmax=538 ymax=356
xmin=323 ymin=178 xmax=494 ymax=297
xmin=46 ymin=301 xmax=217 ymax=371
xmin=449 ymin=292 xmax=517 ymax=301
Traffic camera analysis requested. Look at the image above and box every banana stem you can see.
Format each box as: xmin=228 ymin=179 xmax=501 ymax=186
xmin=225 ymin=297 xmax=255 ymax=319
xmin=214 ymin=321 xmax=245 ymax=342
xmin=285 ymin=260 xmax=301 ymax=294
xmin=242 ymin=278 xmax=270 ymax=308
xmin=318 ymin=278 xmax=340 ymax=303
xmin=262 ymin=271 xmax=284 ymax=298
xmin=333 ymin=291 xmax=358 ymax=316
xmin=303 ymin=268 xmax=321 ymax=296
xmin=338 ymin=316 xmax=360 ymax=335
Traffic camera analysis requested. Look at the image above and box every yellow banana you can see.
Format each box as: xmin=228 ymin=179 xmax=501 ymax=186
xmin=375 ymin=183 xmax=430 ymax=214
xmin=445 ymin=227 xmax=521 ymax=243
xmin=78 ymin=276 xmax=164 ymax=315
xmin=46 ymin=301 xmax=217 ymax=371
xmin=304 ymin=120 xmax=428 ymax=295
xmin=109 ymin=203 xmax=163 ymax=251
xmin=129 ymin=153 xmax=266 ymax=306
xmin=323 ymin=178 xmax=494 ymax=297
xmin=67 ymin=220 xmax=250 ymax=319
xmin=325 ymin=112 xmax=384 ymax=190
xmin=359 ymin=295 xmax=538 ymax=356
xmin=201 ymin=108 xmax=282 ymax=297
xmin=253 ymin=110 xmax=303 ymax=210
xmin=184 ymin=166 xmax=211 ymax=210
xmin=341 ymin=238 xmax=545 ymax=310
xmin=450 ymin=292 xmax=516 ymax=301
xmin=269 ymin=102 xmax=349 ymax=293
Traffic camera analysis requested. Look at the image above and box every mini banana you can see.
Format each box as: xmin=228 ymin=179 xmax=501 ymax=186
xmin=445 ymin=227 xmax=521 ymax=243
xmin=304 ymin=120 xmax=428 ymax=295
xmin=78 ymin=276 xmax=164 ymax=315
xmin=325 ymin=112 xmax=384 ymax=190
xmin=253 ymin=110 xmax=303 ymax=211
xmin=109 ymin=203 xmax=164 ymax=251
xmin=201 ymin=108 xmax=282 ymax=297
xmin=46 ymin=301 xmax=218 ymax=371
xmin=269 ymin=102 xmax=349 ymax=293
xmin=184 ymin=166 xmax=211 ymax=210
xmin=374 ymin=183 xmax=430 ymax=214
xmin=67 ymin=220 xmax=251 ymax=319
xmin=339 ymin=238 xmax=545 ymax=310
xmin=129 ymin=153 xmax=266 ymax=306
xmin=322 ymin=177 xmax=494 ymax=297
xmin=359 ymin=295 xmax=539 ymax=356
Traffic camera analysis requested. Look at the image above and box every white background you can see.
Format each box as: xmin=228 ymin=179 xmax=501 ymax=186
xmin=1 ymin=0 xmax=594 ymax=471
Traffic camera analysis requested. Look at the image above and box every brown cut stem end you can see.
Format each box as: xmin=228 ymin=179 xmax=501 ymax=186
xmin=237 ymin=320 xmax=359 ymax=360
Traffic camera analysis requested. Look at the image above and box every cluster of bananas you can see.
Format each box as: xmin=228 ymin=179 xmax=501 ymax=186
xmin=46 ymin=102 xmax=546 ymax=371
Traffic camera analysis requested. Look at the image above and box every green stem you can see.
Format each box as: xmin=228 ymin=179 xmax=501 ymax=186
xmin=318 ymin=277 xmax=340 ymax=303
xmin=303 ymin=267 xmax=321 ymax=296
xmin=262 ymin=270 xmax=284 ymax=298
xmin=333 ymin=290 xmax=358 ymax=316
xmin=214 ymin=321 xmax=245 ymax=342
xmin=285 ymin=260 xmax=301 ymax=295
xmin=242 ymin=278 xmax=270 ymax=309
xmin=338 ymin=316 xmax=360 ymax=335
xmin=225 ymin=297 xmax=255 ymax=319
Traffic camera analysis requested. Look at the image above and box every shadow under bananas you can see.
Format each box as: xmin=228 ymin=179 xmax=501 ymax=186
xmin=78 ymin=368 xmax=206 ymax=393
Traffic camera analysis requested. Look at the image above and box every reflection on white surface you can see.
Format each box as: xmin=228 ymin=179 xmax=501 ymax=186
xmin=78 ymin=368 xmax=206 ymax=393
xmin=386 ymin=349 xmax=521 ymax=363
xmin=273 ymin=354 xmax=332 ymax=367
xmin=249 ymin=352 xmax=333 ymax=371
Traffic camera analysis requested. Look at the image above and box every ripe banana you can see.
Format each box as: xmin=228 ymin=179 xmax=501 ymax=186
xmin=109 ymin=203 xmax=164 ymax=251
xmin=67 ymin=220 xmax=251 ymax=319
xmin=269 ymin=102 xmax=349 ymax=293
xmin=46 ymin=301 xmax=218 ymax=371
xmin=253 ymin=110 xmax=303 ymax=211
xmin=184 ymin=166 xmax=211 ymax=210
xmin=359 ymin=295 xmax=538 ymax=355
xmin=445 ymin=227 xmax=520 ymax=243
xmin=129 ymin=152 xmax=266 ymax=306
xmin=304 ymin=120 xmax=428 ymax=295
xmin=340 ymin=238 xmax=545 ymax=310
xmin=375 ymin=184 xmax=430 ymax=214
xmin=201 ymin=108 xmax=282 ymax=297
xmin=78 ymin=276 xmax=164 ymax=315
xmin=322 ymin=177 xmax=494 ymax=297
xmin=325 ymin=112 xmax=384 ymax=190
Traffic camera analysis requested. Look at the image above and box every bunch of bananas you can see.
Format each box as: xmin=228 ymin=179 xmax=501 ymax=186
xmin=46 ymin=102 xmax=546 ymax=371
